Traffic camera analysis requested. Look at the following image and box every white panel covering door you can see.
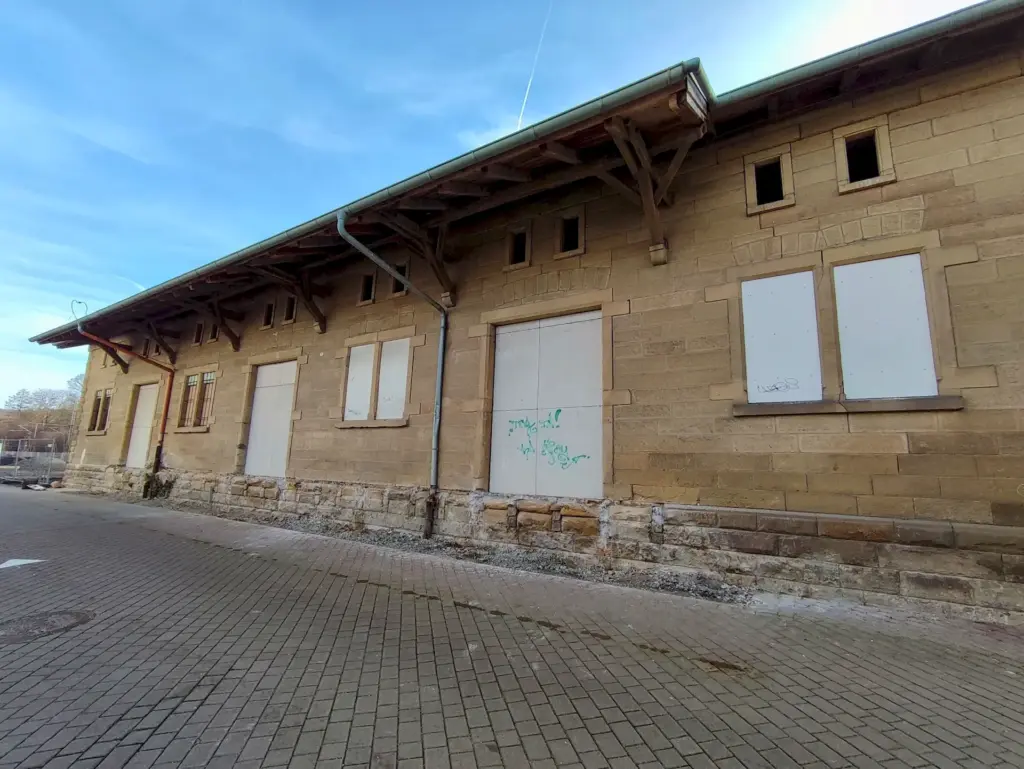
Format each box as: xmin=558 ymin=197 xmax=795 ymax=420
xmin=834 ymin=254 xmax=937 ymax=399
xmin=245 ymin=360 xmax=297 ymax=477
xmin=490 ymin=311 xmax=602 ymax=498
xmin=125 ymin=384 xmax=158 ymax=469
xmin=741 ymin=271 xmax=822 ymax=403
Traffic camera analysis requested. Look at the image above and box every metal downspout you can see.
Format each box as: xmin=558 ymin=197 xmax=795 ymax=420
xmin=76 ymin=326 xmax=175 ymax=486
xmin=337 ymin=213 xmax=448 ymax=538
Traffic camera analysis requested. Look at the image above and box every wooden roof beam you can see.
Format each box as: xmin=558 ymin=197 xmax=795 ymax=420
xmin=478 ymin=164 xmax=530 ymax=183
xmin=540 ymin=141 xmax=581 ymax=165
xmin=438 ymin=181 xmax=489 ymax=197
xmin=395 ymin=198 xmax=448 ymax=211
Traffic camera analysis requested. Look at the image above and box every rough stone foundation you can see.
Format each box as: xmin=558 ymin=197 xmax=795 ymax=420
xmin=67 ymin=464 xmax=1024 ymax=622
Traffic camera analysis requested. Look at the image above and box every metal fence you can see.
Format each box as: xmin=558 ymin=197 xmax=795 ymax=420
xmin=0 ymin=439 xmax=69 ymax=483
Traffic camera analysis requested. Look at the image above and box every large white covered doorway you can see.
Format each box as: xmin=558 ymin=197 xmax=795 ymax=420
xmin=244 ymin=360 xmax=297 ymax=477
xmin=489 ymin=310 xmax=602 ymax=498
xmin=125 ymin=383 xmax=159 ymax=469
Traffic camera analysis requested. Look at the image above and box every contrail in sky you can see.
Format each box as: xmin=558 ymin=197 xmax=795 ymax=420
xmin=517 ymin=0 xmax=555 ymax=131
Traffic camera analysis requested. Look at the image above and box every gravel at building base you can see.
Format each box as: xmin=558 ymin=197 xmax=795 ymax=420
xmin=208 ymin=508 xmax=751 ymax=605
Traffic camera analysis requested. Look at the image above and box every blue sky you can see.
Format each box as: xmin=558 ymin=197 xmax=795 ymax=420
xmin=0 ymin=0 xmax=980 ymax=403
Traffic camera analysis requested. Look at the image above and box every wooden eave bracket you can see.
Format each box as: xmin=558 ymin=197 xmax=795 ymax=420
xmin=254 ymin=266 xmax=330 ymax=333
xmin=88 ymin=335 xmax=129 ymax=373
xmin=147 ymin=322 xmax=179 ymax=365
xmin=208 ymin=301 xmax=243 ymax=351
xmin=376 ymin=212 xmax=457 ymax=307
xmin=604 ymin=117 xmax=706 ymax=265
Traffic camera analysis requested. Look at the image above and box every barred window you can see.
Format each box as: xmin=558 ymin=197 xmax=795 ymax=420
xmin=196 ymin=372 xmax=216 ymax=426
xmin=179 ymin=375 xmax=199 ymax=427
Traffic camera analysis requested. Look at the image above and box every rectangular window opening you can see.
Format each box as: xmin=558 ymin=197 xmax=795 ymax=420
xmin=97 ymin=389 xmax=112 ymax=431
xmin=741 ymin=272 xmax=823 ymax=404
xmin=391 ymin=263 xmax=408 ymax=295
xmin=193 ymin=322 xmax=204 ymax=345
xmin=208 ymin=324 xmax=219 ymax=342
xmin=509 ymin=230 xmax=528 ymax=265
xmin=153 ymin=344 xmax=161 ymax=357
xmin=833 ymin=254 xmax=937 ymax=399
xmin=343 ymin=344 xmax=375 ymax=420
xmin=754 ymin=158 xmax=785 ymax=205
xmin=359 ymin=274 xmax=376 ymax=303
xmin=141 ymin=339 xmax=151 ymax=358
xmin=375 ymin=338 xmax=411 ymax=420
xmin=88 ymin=392 xmax=102 ymax=431
xmin=846 ymin=132 xmax=880 ymax=183
xmin=195 ymin=372 xmax=216 ymax=426
xmin=283 ymin=296 xmax=297 ymax=323
xmin=179 ymin=375 xmax=199 ymax=427
xmin=559 ymin=216 xmax=580 ymax=253
xmin=262 ymin=302 xmax=275 ymax=328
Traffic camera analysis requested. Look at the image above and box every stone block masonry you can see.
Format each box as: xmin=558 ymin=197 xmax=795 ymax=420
xmin=67 ymin=464 xmax=1024 ymax=621
xmin=63 ymin=48 xmax=1024 ymax=618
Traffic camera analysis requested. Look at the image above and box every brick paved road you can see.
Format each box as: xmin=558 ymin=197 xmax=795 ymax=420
xmin=1 ymin=489 xmax=1023 ymax=769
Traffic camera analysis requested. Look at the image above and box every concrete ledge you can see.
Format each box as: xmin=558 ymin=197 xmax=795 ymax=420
xmin=733 ymin=395 xmax=964 ymax=417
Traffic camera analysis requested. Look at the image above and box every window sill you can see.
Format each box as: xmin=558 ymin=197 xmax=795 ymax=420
xmin=173 ymin=426 xmax=210 ymax=434
xmin=553 ymin=248 xmax=585 ymax=260
xmin=334 ymin=418 xmax=409 ymax=429
xmin=503 ymin=261 xmax=532 ymax=272
xmin=746 ymin=195 xmax=795 ymax=216
xmin=733 ymin=395 xmax=965 ymax=417
xmin=355 ymin=299 xmax=375 ymax=308
xmin=85 ymin=430 xmax=108 ymax=437
xmin=837 ymin=171 xmax=895 ymax=195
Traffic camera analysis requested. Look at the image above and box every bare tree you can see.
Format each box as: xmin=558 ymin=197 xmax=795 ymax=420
xmin=3 ymin=384 xmax=79 ymax=439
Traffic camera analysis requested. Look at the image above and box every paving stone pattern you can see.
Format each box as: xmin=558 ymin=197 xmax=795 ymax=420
xmin=1 ymin=488 xmax=1023 ymax=769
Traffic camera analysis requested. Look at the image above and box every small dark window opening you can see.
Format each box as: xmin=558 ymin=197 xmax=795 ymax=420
xmin=283 ymin=296 xmax=297 ymax=322
xmin=153 ymin=344 xmax=161 ymax=357
xmin=193 ymin=322 xmax=204 ymax=345
xmin=359 ymin=274 xmax=375 ymax=303
xmin=391 ymin=263 xmax=408 ymax=295
xmin=141 ymin=339 xmax=151 ymax=358
xmin=846 ymin=132 xmax=880 ymax=183
xmin=510 ymin=230 xmax=528 ymax=265
xmin=754 ymin=159 xmax=785 ymax=205
xmin=560 ymin=216 xmax=580 ymax=253
xmin=262 ymin=302 xmax=275 ymax=327
xmin=208 ymin=323 xmax=219 ymax=342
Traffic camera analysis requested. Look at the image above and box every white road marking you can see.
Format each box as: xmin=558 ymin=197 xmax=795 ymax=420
xmin=0 ymin=559 xmax=45 ymax=569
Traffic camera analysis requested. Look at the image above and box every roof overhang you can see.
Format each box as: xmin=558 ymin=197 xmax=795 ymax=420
xmin=30 ymin=0 xmax=1024 ymax=349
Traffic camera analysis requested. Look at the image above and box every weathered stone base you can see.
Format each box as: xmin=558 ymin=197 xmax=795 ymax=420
xmin=66 ymin=465 xmax=1024 ymax=622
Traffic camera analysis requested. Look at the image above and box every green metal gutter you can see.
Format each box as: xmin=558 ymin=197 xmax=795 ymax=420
xmin=715 ymin=0 xmax=1020 ymax=110
xmin=31 ymin=58 xmax=707 ymax=343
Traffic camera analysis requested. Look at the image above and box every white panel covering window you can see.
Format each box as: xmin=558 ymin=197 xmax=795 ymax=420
xmin=741 ymin=271 xmax=823 ymax=403
xmin=489 ymin=311 xmax=602 ymax=498
xmin=344 ymin=344 xmax=375 ymax=420
xmin=833 ymin=254 xmax=937 ymax=399
xmin=343 ymin=339 xmax=412 ymax=421
xmin=375 ymin=338 xmax=411 ymax=419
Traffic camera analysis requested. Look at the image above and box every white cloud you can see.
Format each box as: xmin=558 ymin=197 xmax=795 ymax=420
xmin=456 ymin=114 xmax=527 ymax=150
xmin=276 ymin=116 xmax=353 ymax=155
